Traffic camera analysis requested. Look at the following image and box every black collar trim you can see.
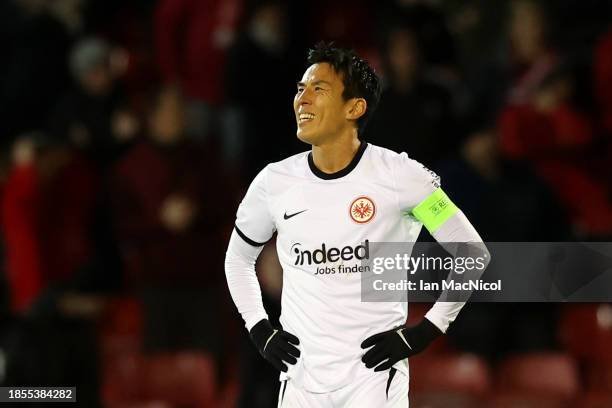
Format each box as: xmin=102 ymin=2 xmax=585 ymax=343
xmin=308 ymin=142 xmax=368 ymax=180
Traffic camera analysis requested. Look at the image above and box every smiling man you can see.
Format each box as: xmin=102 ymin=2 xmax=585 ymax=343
xmin=225 ymin=42 xmax=489 ymax=407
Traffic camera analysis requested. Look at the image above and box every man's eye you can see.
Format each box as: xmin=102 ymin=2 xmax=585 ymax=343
xmin=315 ymin=87 xmax=323 ymax=91
xmin=297 ymin=88 xmax=304 ymax=93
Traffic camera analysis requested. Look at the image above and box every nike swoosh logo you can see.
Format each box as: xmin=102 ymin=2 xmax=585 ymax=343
xmin=284 ymin=209 xmax=307 ymax=220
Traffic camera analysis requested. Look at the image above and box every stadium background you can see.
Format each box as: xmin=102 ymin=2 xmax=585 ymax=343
xmin=0 ymin=0 xmax=611 ymax=406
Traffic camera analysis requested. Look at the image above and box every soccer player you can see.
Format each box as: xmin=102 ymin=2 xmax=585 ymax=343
xmin=225 ymin=42 xmax=489 ymax=407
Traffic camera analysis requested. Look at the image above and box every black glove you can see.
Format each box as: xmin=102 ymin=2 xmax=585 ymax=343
xmin=250 ymin=319 xmax=301 ymax=372
xmin=361 ymin=318 xmax=443 ymax=372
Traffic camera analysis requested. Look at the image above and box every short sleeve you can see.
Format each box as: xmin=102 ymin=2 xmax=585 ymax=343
xmin=235 ymin=167 xmax=276 ymax=246
xmin=394 ymin=153 xmax=441 ymax=213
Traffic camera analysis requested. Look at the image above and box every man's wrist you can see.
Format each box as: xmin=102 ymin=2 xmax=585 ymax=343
xmin=416 ymin=318 xmax=444 ymax=342
xmin=401 ymin=318 xmax=444 ymax=353
xmin=246 ymin=312 xmax=270 ymax=332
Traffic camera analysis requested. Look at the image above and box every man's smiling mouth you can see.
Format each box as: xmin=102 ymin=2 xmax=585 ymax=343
xmin=298 ymin=113 xmax=315 ymax=123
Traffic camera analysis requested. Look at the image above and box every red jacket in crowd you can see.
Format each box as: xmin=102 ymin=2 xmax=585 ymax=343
xmin=1 ymin=151 xmax=98 ymax=312
xmin=154 ymin=0 xmax=242 ymax=104
xmin=499 ymin=105 xmax=612 ymax=235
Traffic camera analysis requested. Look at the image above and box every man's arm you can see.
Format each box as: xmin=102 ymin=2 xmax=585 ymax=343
xmin=425 ymin=209 xmax=490 ymax=332
xmin=225 ymin=229 xmax=301 ymax=372
xmin=224 ymin=168 xmax=300 ymax=372
xmin=361 ymin=209 xmax=490 ymax=372
xmin=362 ymin=157 xmax=489 ymax=371
xmin=225 ymin=229 xmax=269 ymax=330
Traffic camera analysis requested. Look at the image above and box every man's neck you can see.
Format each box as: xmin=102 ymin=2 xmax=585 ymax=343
xmin=311 ymin=131 xmax=361 ymax=174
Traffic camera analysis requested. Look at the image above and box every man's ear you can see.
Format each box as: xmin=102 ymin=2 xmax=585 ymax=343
xmin=346 ymin=98 xmax=367 ymax=121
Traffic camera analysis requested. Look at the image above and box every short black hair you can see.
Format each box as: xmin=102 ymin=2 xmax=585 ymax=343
xmin=307 ymin=42 xmax=382 ymax=135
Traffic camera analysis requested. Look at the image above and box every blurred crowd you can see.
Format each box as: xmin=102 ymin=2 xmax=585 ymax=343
xmin=0 ymin=0 xmax=611 ymax=407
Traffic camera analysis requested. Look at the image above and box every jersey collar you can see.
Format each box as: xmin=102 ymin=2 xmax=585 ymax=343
xmin=308 ymin=142 xmax=368 ymax=180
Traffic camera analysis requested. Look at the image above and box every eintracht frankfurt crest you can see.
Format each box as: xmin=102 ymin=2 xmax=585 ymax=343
xmin=349 ymin=196 xmax=376 ymax=224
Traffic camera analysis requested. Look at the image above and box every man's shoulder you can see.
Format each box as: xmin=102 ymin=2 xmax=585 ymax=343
xmin=367 ymin=143 xmax=438 ymax=185
xmin=262 ymin=150 xmax=310 ymax=179
xmin=367 ymin=143 xmax=404 ymax=160
xmin=366 ymin=143 xmax=414 ymax=169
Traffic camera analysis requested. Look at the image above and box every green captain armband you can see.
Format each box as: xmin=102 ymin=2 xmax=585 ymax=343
xmin=411 ymin=188 xmax=458 ymax=233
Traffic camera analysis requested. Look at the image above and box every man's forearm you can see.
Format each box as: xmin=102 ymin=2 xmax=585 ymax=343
xmin=225 ymin=229 xmax=268 ymax=330
xmin=426 ymin=211 xmax=491 ymax=332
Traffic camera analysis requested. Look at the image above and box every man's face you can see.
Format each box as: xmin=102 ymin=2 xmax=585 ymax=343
xmin=294 ymin=63 xmax=351 ymax=145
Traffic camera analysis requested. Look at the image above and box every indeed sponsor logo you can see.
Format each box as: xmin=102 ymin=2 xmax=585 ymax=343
xmin=291 ymin=240 xmax=370 ymax=265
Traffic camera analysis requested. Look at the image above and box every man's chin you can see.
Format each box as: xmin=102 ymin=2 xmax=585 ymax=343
xmin=296 ymin=130 xmax=316 ymax=145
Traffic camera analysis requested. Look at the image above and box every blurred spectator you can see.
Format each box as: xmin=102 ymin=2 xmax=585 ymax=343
xmin=224 ymin=0 xmax=301 ymax=179
xmin=436 ymin=120 xmax=570 ymax=242
xmin=46 ymin=0 xmax=85 ymax=34
xmin=1 ymin=136 xmax=42 ymax=313
xmin=594 ymin=28 xmax=612 ymax=135
xmin=1 ymin=132 xmax=105 ymax=313
xmin=111 ymin=87 xmax=234 ymax=358
xmin=444 ymin=0 xmax=507 ymax=67
xmin=378 ymin=0 xmax=458 ymax=76
xmin=154 ymin=0 xmax=242 ymax=141
xmin=47 ymin=37 xmax=139 ymax=165
xmin=500 ymin=67 xmax=594 ymax=158
xmin=507 ymin=0 xmax=558 ymax=104
xmin=442 ymin=0 xmax=511 ymax=122
xmin=80 ymin=1 xmax=160 ymax=111
xmin=0 ymin=0 xmax=72 ymax=143
xmin=365 ymin=26 xmax=455 ymax=166
xmin=435 ymin=122 xmax=567 ymax=361
xmin=593 ymin=28 xmax=612 ymax=189
xmin=499 ymin=68 xmax=612 ymax=236
xmin=0 ymin=132 xmax=107 ymax=406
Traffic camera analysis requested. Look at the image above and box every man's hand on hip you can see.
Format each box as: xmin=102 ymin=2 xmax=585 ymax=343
xmin=250 ymin=319 xmax=301 ymax=372
xmin=361 ymin=318 xmax=443 ymax=372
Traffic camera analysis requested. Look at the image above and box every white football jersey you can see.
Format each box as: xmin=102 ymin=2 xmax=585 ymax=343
xmin=234 ymin=142 xmax=441 ymax=392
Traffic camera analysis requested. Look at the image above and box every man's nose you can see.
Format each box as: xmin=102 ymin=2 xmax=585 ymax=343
xmin=296 ymin=89 xmax=312 ymax=106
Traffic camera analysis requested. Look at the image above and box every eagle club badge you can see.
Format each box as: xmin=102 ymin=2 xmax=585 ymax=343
xmin=349 ymin=196 xmax=376 ymax=224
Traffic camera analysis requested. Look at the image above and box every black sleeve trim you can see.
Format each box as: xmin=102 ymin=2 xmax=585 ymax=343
xmin=235 ymin=225 xmax=267 ymax=247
